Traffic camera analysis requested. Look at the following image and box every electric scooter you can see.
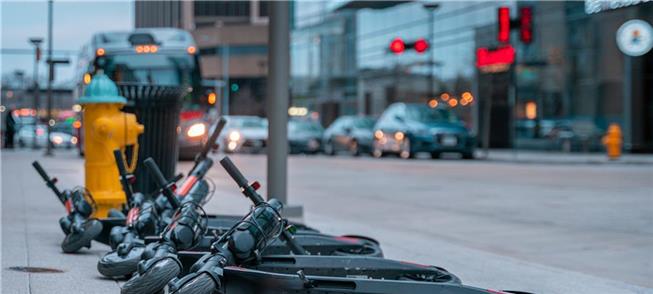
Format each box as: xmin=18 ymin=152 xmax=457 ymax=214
xmin=170 ymin=157 xmax=530 ymax=294
xmin=101 ymin=119 xmax=383 ymax=280
xmin=32 ymin=161 xmax=103 ymax=253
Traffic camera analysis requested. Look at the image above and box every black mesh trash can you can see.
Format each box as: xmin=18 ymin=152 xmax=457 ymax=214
xmin=118 ymin=83 xmax=188 ymax=194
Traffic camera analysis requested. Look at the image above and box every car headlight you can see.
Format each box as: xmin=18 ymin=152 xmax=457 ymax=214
xmin=229 ymin=130 xmax=241 ymax=141
xmin=374 ymin=130 xmax=384 ymax=140
xmin=394 ymin=131 xmax=405 ymax=141
xmin=70 ymin=137 xmax=78 ymax=145
xmin=52 ymin=135 xmax=63 ymax=145
xmin=186 ymin=123 xmax=206 ymax=138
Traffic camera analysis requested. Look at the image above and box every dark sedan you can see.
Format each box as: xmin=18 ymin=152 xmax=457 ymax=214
xmin=372 ymin=103 xmax=474 ymax=159
xmin=323 ymin=116 xmax=376 ymax=156
xmin=288 ymin=119 xmax=324 ymax=154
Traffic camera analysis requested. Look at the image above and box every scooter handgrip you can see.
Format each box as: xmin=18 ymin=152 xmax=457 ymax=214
xmin=113 ymin=149 xmax=133 ymax=203
xmin=144 ymin=158 xmax=170 ymax=188
xmin=200 ymin=117 xmax=226 ymax=159
xmin=219 ymin=156 xmax=248 ymax=188
xmin=144 ymin=158 xmax=180 ymax=209
xmin=32 ymin=161 xmax=50 ymax=182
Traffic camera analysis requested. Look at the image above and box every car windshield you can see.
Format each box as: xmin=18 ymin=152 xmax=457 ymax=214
xmin=405 ymin=105 xmax=458 ymax=123
xmin=230 ymin=117 xmax=267 ymax=129
xmin=353 ymin=117 xmax=375 ymax=129
xmin=289 ymin=120 xmax=323 ymax=133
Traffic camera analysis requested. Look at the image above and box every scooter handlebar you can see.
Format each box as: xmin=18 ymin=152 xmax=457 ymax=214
xmin=199 ymin=117 xmax=227 ymax=160
xmin=113 ymin=149 xmax=134 ymax=204
xmin=32 ymin=161 xmax=65 ymax=204
xmin=144 ymin=158 xmax=181 ymax=209
xmin=219 ymin=156 xmax=248 ymax=189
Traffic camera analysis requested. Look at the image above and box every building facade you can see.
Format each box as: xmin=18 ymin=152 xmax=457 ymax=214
xmin=135 ymin=0 xmax=270 ymax=115
xmin=291 ymin=0 xmax=653 ymax=152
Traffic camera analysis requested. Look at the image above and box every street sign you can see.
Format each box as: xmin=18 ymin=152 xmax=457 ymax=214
xmin=616 ymin=19 xmax=653 ymax=57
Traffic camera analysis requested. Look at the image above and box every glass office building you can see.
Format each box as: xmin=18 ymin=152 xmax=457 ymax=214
xmin=291 ymin=1 xmax=653 ymax=152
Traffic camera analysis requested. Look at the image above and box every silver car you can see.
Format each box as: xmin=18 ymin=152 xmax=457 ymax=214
xmin=217 ymin=115 xmax=268 ymax=153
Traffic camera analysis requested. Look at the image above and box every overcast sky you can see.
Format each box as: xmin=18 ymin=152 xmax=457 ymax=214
xmin=1 ymin=0 xmax=133 ymax=85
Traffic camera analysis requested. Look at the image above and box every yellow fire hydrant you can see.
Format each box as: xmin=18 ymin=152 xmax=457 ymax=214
xmin=79 ymin=73 xmax=144 ymax=217
xmin=602 ymin=123 xmax=622 ymax=160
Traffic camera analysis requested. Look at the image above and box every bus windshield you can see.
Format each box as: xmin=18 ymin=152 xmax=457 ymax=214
xmin=103 ymin=53 xmax=198 ymax=86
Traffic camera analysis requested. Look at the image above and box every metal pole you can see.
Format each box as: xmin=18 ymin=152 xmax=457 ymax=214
xmin=221 ymin=45 xmax=230 ymax=116
xmin=267 ymin=0 xmax=290 ymax=206
xmin=31 ymin=40 xmax=41 ymax=149
xmin=45 ymin=0 xmax=54 ymax=156
xmin=623 ymin=55 xmax=632 ymax=151
xmin=429 ymin=10 xmax=435 ymax=96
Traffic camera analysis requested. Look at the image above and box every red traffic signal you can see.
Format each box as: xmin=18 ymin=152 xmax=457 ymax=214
xmin=520 ymin=7 xmax=533 ymax=44
xmin=413 ymin=38 xmax=429 ymax=53
xmin=498 ymin=7 xmax=511 ymax=43
xmin=389 ymin=38 xmax=406 ymax=54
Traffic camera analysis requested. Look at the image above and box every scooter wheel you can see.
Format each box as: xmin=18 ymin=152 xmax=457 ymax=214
xmin=121 ymin=257 xmax=181 ymax=294
xmin=61 ymin=219 xmax=103 ymax=253
xmin=173 ymin=273 xmax=217 ymax=294
xmin=97 ymin=246 xmax=144 ymax=278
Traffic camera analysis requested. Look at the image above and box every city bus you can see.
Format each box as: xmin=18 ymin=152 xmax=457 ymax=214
xmin=74 ymin=28 xmax=212 ymax=158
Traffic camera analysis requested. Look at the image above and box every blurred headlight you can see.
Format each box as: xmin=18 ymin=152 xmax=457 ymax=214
xmin=70 ymin=137 xmax=78 ymax=145
xmin=394 ymin=131 xmax=405 ymax=141
xmin=229 ymin=131 xmax=241 ymax=141
xmin=374 ymin=130 xmax=384 ymax=140
xmin=186 ymin=123 xmax=206 ymax=138
xmin=52 ymin=135 xmax=63 ymax=145
xmin=227 ymin=141 xmax=238 ymax=151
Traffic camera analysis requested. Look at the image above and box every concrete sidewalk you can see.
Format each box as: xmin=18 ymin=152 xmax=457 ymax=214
xmin=2 ymin=149 xmax=651 ymax=294
xmin=480 ymin=149 xmax=653 ymax=165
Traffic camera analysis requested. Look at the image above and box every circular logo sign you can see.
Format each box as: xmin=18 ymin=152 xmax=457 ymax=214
xmin=617 ymin=19 xmax=653 ymax=57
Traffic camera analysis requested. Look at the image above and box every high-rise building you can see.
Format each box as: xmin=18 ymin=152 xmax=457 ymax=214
xmin=135 ymin=0 xmax=270 ymax=115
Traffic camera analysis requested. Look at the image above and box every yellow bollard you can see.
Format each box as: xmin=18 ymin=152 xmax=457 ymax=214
xmin=601 ymin=123 xmax=622 ymax=160
xmin=79 ymin=73 xmax=144 ymax=217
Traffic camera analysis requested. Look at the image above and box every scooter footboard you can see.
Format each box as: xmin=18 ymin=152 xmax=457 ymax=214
xmin=222 ymin=266 xmax=486 ymax=294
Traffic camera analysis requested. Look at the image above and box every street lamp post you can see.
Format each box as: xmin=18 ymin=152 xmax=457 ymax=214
xmin=29 ymin=37 xmax=43 ymax=150
xmin=423 ymin=3 xmax=439 ymax=97
xmin=45 ymin=0 xmax=54 ymax=156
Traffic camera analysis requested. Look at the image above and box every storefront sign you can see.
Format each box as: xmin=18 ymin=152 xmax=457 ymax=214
xmin=617 ymin=19 xmax=653 ymax=56
xmin=476 ymin=45 xmax=515 ymax=73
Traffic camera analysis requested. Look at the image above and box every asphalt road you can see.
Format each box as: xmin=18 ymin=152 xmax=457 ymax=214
xmin=2 ymin=150 xmax=652 ymax=294
xmin=191 ymin=153 xmax=653 ymax=293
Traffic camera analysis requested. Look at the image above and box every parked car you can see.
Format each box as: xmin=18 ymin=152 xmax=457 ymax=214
xmin=323 ymin=116 xmax=376 ymax=156
xmin=288 ymin=118 xmax=324 ymax=154
xmin=217 ymin=115 xmax=268 ymax=153
xmin=16 ymin=124 xmax=77 ymax=149
xmin=372 ymin=103 xmax=474 ymax=159
xmin=545 ymin=119 xmax=604 ymax=152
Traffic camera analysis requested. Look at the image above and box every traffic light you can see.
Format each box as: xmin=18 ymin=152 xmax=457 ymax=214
xmin=413 ymin=38 xmax=429 ymax=54
xmin=389 ymin=38 xmax=406 ymax=54
xmin=497 ymin=7 xmax=511 ymax=43
xmin=389 ymin=38 xmax=429 ymax=54
xmin=230 ymin=83 xmax=239 ymax=92
xmin=520 ymin=7 xmax=533 ymax=44
xmin=497 ymin=6 xmax=533 ymax=44
xmin=207 ymin=92 xmax=217 ymax=105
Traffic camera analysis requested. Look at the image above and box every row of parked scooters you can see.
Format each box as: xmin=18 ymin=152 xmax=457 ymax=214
xmin=33 ymin=117 xmax=528 ymax=294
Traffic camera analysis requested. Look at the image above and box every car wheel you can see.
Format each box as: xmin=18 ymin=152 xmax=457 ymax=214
xmin=324 ymin=140 xmax=335 ymax=156
xmin=399 ymin=138 xmax=413 ymax=159
xmin=430 ymin=152 xmax=441 ymax=159
xmin=372 ymin=140 xmax=383 ymax=158
xmin=349 ymin=140 xmax=360 ymax=157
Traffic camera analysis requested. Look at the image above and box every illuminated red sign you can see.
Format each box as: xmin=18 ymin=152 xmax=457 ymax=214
xmin=476 ymin=45 xmax=515 ymax=72
xmin=498 ymin=7 xmax=511 ymax=43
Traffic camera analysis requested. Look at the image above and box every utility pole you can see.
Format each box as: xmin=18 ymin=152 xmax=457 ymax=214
xmin=221 ymin=45 xmax=230 ymax=116
xmin=29 ymin=37 xmax=43 ymax=149
xmin=45 ymin=0 xmax=54 ymax=156
xmin=423 ymin=3 xmax=439 ymax=97
xmin=268 ymin=1 xmax=302 ymax=217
